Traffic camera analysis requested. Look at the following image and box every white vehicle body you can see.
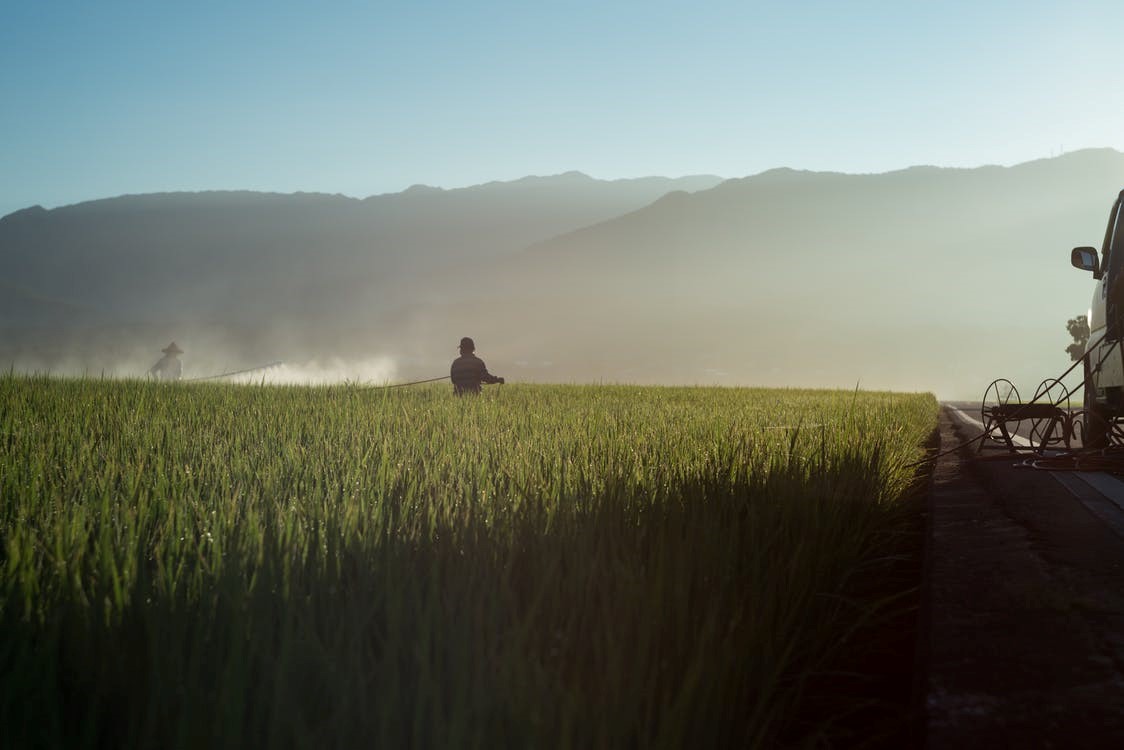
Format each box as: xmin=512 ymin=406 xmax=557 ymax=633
xmin=1074 ymin=191 xmax=1124 ymax=418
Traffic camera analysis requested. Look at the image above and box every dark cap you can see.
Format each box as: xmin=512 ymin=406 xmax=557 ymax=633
xmin=162 ymin=341 xmax=183 ymax=354
xmin=459 ymin=337 xmax=475 ymax=350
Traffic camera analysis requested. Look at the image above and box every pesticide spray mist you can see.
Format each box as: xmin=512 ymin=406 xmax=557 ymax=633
xmin=218 ymin=357 xmax=399 ymax=386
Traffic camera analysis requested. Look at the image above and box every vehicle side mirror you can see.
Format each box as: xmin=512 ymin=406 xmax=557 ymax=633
xmin=1072 ymin=246 xmax=1101 ymax=277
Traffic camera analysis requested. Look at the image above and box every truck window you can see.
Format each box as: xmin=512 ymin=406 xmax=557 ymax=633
xmin=1104 ymin=198 xmax=1123 ymax=280
xmin=1105 ymin=197 xmax=1124 ymax=341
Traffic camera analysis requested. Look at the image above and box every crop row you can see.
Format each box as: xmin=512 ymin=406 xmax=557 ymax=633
xmin=0 ymin=377 xmax=937 ymax=748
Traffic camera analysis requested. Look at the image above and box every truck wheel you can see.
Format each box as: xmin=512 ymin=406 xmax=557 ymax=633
xmin=1084 ymin=363 xmax=1111 ymax=449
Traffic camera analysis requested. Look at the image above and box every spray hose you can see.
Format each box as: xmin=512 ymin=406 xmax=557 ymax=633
xmin=184 ymin=361 xmax=284 ymax=382
xmin=185 ymin=364 xmax=451 ymax=389
xmin=358 ymin=375 xmax=450 ymax=390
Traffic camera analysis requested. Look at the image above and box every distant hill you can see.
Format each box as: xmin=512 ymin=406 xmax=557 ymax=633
xmin=0 ymin=173 xmax=721 ymax=372
xmin=4 ymin=151 xmax=1124 ymax=397
xmin=392 ymin=149 xmax=1124 ymax=397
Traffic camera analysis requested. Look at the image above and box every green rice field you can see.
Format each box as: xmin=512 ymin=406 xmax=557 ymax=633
xmin=0 ymin=376 xmax=938 ymax=748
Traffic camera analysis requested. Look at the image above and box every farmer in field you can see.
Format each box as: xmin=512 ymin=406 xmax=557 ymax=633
xmin=148 ymin=342 xmax=183 ymax=381
xmin=450 ymin=337 xmax=504 ymax=395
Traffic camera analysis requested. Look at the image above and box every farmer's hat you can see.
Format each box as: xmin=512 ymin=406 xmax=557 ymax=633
xmin=162 ymin=342 xmax=183 ymax=354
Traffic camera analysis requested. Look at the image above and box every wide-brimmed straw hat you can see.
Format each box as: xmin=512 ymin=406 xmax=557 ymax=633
xmin=161 ymin=342 xmax=183 ymax=354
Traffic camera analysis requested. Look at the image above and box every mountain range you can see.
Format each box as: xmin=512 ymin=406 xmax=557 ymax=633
xmin=3 ymin=150 xmax=1123 ymax=398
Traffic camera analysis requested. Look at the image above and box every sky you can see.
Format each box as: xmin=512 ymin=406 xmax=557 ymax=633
xmin=2 ymin=0 xmax=1123 ymax=219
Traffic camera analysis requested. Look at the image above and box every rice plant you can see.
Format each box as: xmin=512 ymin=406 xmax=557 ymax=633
xmin=0 ymin=376 xmax=937 ymax=748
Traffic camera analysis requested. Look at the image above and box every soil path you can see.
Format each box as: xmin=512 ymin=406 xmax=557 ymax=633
xmin=925 ymin=406 xmax=1124 ymax=748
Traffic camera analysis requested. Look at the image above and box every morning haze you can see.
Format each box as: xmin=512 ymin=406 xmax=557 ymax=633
xmin=2 ymin=149 xmax=1121 ymax=398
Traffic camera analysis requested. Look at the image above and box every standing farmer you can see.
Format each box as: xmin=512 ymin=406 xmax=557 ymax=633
xmin=450 ymin=337 xmax=504 ymax=395
xmin=149 ymin=342 xmax=184 ymax=381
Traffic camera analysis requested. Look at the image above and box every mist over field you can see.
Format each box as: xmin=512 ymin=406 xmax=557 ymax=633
xmin=3 ymin=149 xmax=1123 ymax=398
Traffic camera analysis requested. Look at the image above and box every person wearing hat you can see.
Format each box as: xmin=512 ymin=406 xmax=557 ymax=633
xmin=149 ymin=342 xmax=184 ymax=381
xmin=450 ymin=337 xmax=504 ymax=395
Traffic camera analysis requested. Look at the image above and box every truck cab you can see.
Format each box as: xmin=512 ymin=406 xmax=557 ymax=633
xmin=1072 ymin=189 xmax=1124 ymax=444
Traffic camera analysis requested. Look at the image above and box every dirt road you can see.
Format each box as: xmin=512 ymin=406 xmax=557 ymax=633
xmin=924 ymin=405 xmax=1124 ymax=748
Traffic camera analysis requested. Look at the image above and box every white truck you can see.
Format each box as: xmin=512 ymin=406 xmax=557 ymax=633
xmin=1071 ymin=190 xmax=1124 ymax=446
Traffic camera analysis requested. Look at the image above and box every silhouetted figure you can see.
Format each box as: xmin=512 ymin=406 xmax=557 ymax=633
xmin=450 ymin=337 xmax=503 ymax=395
xmin=149 ymin=342 xmax=183 ymax=381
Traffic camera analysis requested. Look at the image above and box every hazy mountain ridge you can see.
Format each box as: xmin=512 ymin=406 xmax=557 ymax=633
xmin=0 ymin=173 xmax=722 ymax=326
xmin=434 ymin=149 xmax=1124 ymax=396
xmin=0 ymin=172 xmax=723 ymax=374
xmin=4 ymin=151 xmax=1124 ymax=397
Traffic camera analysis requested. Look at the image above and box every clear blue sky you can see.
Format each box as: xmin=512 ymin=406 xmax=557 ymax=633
xmin=2 ymin=0 xmax=1122 ymax=218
